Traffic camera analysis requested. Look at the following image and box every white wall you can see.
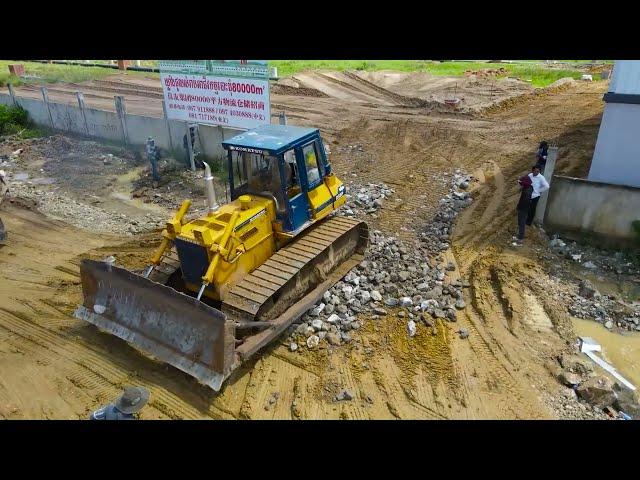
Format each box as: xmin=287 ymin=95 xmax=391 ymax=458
xmin=588 ymin=102 xmax=640 ymax=188
xmin=609 ymin=60 xmax=640 ymax=95
xmin=545 ymin=175 xmax=640 ymax=247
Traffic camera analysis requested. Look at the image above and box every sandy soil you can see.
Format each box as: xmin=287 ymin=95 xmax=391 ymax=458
xmin=0 ymin=75 xmax=609 ymax=419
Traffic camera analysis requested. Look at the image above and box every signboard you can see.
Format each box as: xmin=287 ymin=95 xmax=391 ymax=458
xmin=159 ymin=60 xmax=270 ymax=130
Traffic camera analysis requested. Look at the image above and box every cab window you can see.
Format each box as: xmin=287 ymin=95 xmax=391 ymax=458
xmin=302 ymin=142 xmax=324 ymax=187
xmin=282 ymin=149 xmax=301 ymax=199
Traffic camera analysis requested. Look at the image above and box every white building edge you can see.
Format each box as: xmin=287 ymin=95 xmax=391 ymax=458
xmin=588 ymin=60 xmax=640 ymax=188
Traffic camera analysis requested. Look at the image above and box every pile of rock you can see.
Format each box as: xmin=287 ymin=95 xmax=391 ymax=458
xmin=340 ymin=182 xmax=394 ymax=217
xmin=549 ymin=235 xmax=640 ymax=276
xmin=568 ymin=279 xmax=640 ymax=332
xmin=549 ymin=351 xmax=640 ymax=419
xmin=289 ymin=235 xmax=469 ymax=349
xmin=7 ymin=181 xmax=163 ymax=236
xmin=419 ymin=171 xmax=473 ymax=255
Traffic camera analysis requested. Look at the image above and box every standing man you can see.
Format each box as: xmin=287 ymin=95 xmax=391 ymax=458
xmin=512 ymin=175 xmax=533 ymax=246
xmin=526 ymin=165 xmax=550 ymax=226
xmin=0 ymin=170 xmax=8 ymax=242
xmin=536 ymin=141 xmax=549 ymax=172
xmin=146 ymin=137 xmax=160 ymax=187
xmin=89 ymin=386 xmax=150 ymax=420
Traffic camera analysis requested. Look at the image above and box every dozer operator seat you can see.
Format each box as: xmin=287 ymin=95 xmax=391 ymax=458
xmin=222 ymin=125 xmax=345 ymax=234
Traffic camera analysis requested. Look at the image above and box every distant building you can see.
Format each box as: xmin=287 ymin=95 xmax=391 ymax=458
xmin=588 ymin=61 xmax=640 ymax=188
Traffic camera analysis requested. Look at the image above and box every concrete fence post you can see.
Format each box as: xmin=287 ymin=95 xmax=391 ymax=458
xmin=279 ymin=111 xmax=288 ymax=125
xmin=76 ymin=92 xmax=90 ymax=137
xmin=7 ymin=84 xmax=17 ymax=106
xmin=162 ymin=101 xmax=174 ymax=151
xmin=114 ymin=96 xmax=129 ymax=145
xmin=40 ymin=87 xmax=55 ymax=130
xmin=536 ymin=146 xmax=558 ymax=226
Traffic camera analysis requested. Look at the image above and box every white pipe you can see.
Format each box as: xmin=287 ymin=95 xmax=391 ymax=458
xmin=203 ymin=162 xmax=219 ymax=214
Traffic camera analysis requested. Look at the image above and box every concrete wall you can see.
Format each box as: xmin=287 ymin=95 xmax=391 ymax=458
xmin=544 ymin=175 xmax=640 ymax=247
xmin=588 ymin=102 xmax=640 ymax=188
xmin=0 ymin=92 xmax=238 ymax=161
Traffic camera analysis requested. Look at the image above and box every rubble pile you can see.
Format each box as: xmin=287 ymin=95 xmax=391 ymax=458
xmin=549 ymin=236 xmax=640 ymax=276
xmin=6 ymin=182 xmax=163 ymax=235
xmin=419 ymin=170 xmax=473 ymax=255
xmin=547 ymin=236 xmax=640 ymax=332
xmin=567 ymin=279 xmax=640 ymax=332
xmin=340 ymin=182 xmax=395 ymax=218
xmin=289 ymin=170 xmax=474 ymax=349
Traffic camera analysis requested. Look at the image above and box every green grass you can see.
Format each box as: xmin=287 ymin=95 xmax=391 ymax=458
xmin=0 ymin=104 xmax=45 ymax=138
xmin=0 ymin=60 xmax=152 ymax=87
xmin=269 ymin=60 xmax=595 ymax=87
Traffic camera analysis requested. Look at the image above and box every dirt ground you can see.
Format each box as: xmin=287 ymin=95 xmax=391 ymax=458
xmin=0 ymin=74 xmax=611 ymax=419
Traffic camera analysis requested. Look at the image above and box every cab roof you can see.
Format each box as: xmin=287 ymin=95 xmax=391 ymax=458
xmin=221 ymin=124 xmax=319 ymax=155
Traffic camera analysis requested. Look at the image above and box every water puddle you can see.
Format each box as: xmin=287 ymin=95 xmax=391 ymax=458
xmin=572 ymin=317 xmax=640 ymax=388
xmin=109 ymin=167 xmax=166 ymax=215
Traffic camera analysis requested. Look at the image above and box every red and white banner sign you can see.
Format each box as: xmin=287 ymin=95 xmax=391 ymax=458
xmin=161 ymin=73 xmax=270 ymax=130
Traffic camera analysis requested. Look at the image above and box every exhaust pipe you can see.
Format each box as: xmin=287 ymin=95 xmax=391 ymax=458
xmin=203 ymin=162 xmax=219 ymax=214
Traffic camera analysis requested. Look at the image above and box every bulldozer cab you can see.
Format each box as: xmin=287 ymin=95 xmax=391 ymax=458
xmin=223 ymin=125 xmax=333 ymax=233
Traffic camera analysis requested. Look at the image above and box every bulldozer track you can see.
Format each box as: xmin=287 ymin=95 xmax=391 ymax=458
xmin=223 ymin=215 xmax=368 ymax=321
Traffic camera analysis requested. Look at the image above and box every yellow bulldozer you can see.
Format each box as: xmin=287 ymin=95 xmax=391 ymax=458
xmin=75 ymin=125 xmax=369 ymax=391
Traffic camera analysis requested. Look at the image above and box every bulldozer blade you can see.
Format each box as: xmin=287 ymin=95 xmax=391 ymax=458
xmin=74 ymin=259 xmax=237 ymax=391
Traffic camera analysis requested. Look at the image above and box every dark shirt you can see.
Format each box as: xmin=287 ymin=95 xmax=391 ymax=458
xmin=516 ymin=185 xmax=533 ymax=211
xmin=89 ymin=404 xmax=135 ymax=420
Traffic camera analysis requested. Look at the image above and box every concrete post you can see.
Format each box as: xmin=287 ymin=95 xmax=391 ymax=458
xmin=40 ymin=87 xmax=55 ymax=130
xmin=162 ymin=101 xmax=174 ymax=151
xmin=7 ymin=84 xmax=17 ymax=106
xmin=185 ymin=123 xmax=196 ymax=171
xmin=535 ymin=146 xmax=558 ymax=226
xmin=114 ymin=96 xmax=129 ymax=145
xmin=279 ymin=111 xmax=288 ymax=125
xmin=76 ymin=92 xmax=90 ymax=137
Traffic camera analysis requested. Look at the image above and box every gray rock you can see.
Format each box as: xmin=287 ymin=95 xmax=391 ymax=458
xmin=324 ymin=303 xmax=335 ymax=315
xmin=576 ymin=375 xmax=616 ymax=408
xmin=578 ymin=279 xmax=599 ymax=299
xmin=446 ymin=309 xmax=457 ymax=322
xmin=326 ymin=332 xmax=341 ymax=346
xmin=326 ymin=313 xmax=340 ymax=324
xmin=373 ymin=307 xmax=388 ymax=316
xmin=309 ymin=303 xmax=325 ymax=316
xmin=605 ymin=320 xmax=613 ymax=329
xmin=455 ymin=298 xmax=466 ymax=310
xmin=359 ymin=290 xmax=371 ymax=304
xmin=335 ymin=389 xmax=353 ymax=402
xmin=370 ymin=290 xmax=382 ymax=302
xmin=458 ymin=328 xmax=469 ymax=339
xmin=583 ymin=261 xmax=597 ymax=270
xmin=290 ymin=342 xmax=298 ymax=352
xmin=399 ymin=297 xmax=413 ymax=308
xmin=311 ymin=319 xmax=324 ymax=331
xmin=424 ymin=287 xmax=443 ymax=300
xmin=433 ymin=309 xmax=446 ymax=319
xmin=399 ymin=271 xmax=410 ymax=282
xmin=407 ymin=320 xmax=417 ymax=337
xmin=323 ymin=291 xmax=332 ymax=303
xmin=306 ymin=335 xmax=320 ymax=349
xmin=384 ymin=297 xmax=398 ymax=307
xmin=558 ymin=370 xmax=582 ymax=387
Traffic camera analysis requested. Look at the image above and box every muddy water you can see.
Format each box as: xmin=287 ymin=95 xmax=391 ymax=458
xmin=106 ymin=168 xmax=166 ymax=216
xmin=572 ymin=317 xmax=640 ymax=388
xmin=574 ymin=269 xmax=640 ymax=305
